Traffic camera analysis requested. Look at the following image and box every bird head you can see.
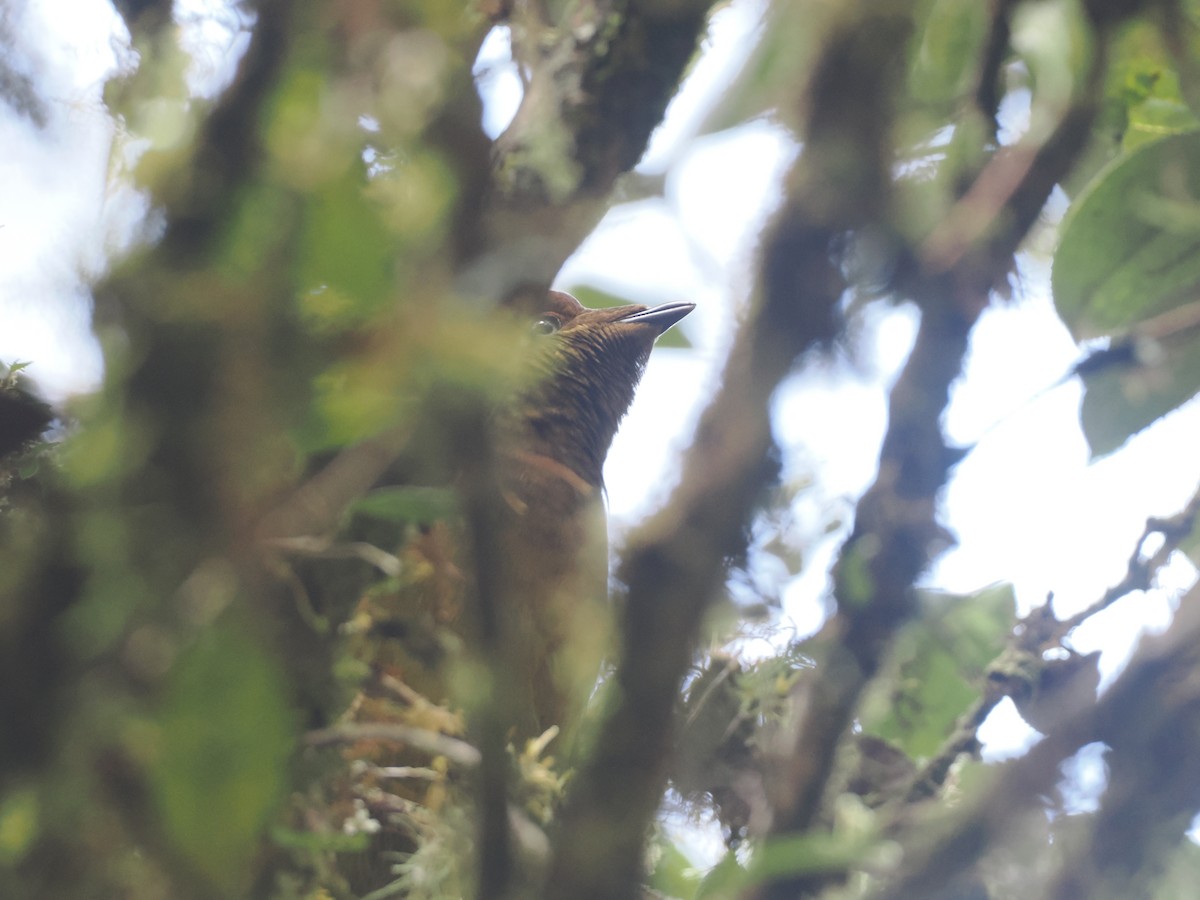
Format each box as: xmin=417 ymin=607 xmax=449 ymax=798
xmin=510 ymin=290 xmax=694 ymax=490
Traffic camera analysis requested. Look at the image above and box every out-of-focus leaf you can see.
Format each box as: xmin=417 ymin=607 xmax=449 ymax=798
xmin=57 ymin=570 xmax=142 ymax=662
xmin=1152 ymin=836 xmax=1200 ymax=899
xmin=648 ymin=832 xmax=702 ymax=900
xmin=1126 ymin=98 xmax=1200 ymax=150
xmin=107 ymin=31 xmax=195 ymax=195
xmin=569 ymin=284 xmax=694 ymax=349
xmin=893 ymin=113 xmax=990 ymax=246
xmin=695 ymin=2 xmax=828 ymax=136
xmin=1102 ymin=21 xmax=1198 ymax=152
xmin=738 ymin=829 xmax=893 ymax=887
xmin=296 ymin=167 xmax=396 ymax=328
xmin=62 ymin=416 xmax=151 ymax=487
xmin=569 ymin=285 xmax=634 ymax=310
xmin=367 ymin=150 xmax=457 ymax=248
xmin=263 ymin=65 xmax=359 ymax=190
xmin=908 ymin=0 xmax=988 ymax=108
xmin=1053 ymin=131 xmax=1200 ymax=339
xmin=270 ymin=825 xmax=370 ymax=854
xmin=150 ymin=621 xmax=294 ymax=892
xmin=218 ymin=181 xmax=296 ymax=280
xmin=0 ymin=786 xmax=39 ymax=865
xmin=1077 ymin=331 xmax=1200 ymax=457
xmin=1011 ymin=0 xmax=1092 ymax=120
xmin=352 ymin=486 xmax=458 ymax=524
xmin=696 ymin=850 xmax=748 ymax=899
xmin=302 ymin=359 xmax=409 ymax=452
xmin=859 ymin=585 xmax=1015 ymax=761
xmin=1053 ymin=131 xmax=1200 ymax=456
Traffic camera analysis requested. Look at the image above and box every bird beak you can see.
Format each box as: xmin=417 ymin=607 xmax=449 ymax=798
xmin=618 ymin=301 xmax=695 ymax=336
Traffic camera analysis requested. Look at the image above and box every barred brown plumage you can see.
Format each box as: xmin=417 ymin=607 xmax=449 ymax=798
xmin=497 ymin=290 xmax=695 ymax=732
xmin=315 ymin=290 xmax=692 ymax=895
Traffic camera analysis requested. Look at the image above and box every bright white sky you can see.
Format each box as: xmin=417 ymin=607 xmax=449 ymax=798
xmin=5 ymin=0 xmax=1200 ymax=770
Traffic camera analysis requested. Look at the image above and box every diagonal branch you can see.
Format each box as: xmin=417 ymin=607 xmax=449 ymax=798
xmin=541 ymin=3 xmax=916 ymax=897
xmin=749 ymin=9 xmax=1120 ymax=900
xmin=876 ymin=577 xmax=1200 ymax=900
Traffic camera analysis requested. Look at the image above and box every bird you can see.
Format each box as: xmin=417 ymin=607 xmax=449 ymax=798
xmin=308 ymin=290 xmax=693 ymax=894
xmin=489 ymin=290 xmax=696 ymax=734
xmin=341 ymin=291 xmax=695 ymax=732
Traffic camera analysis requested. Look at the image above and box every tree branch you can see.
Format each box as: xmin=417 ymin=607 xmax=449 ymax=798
xmin=541 ymin=3 xmax=915 ymax=897
xmin=466 ymin=0 xmax=723 ymax=297
xmin=876 ymin=577 xmax=1200 ymax=900
xmin=749 ymin=8 xmax=1119 ymax=900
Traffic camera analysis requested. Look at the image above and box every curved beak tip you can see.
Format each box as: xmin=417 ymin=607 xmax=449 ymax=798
xmin=621 ymin=301 xmax=696 ymax=335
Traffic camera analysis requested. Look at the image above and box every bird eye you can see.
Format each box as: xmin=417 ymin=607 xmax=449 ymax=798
xmin=532 ymin=315 xmax=561 ymax=335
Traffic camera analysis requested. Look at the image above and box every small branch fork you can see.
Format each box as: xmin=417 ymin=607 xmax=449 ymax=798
xmin=903 ymin=481 xmax=1200 ymax=810
xmin=741 ymin=2 xmax=1154 ymax=898
xmin=877 ymin=560 xmax=1200 ymax=900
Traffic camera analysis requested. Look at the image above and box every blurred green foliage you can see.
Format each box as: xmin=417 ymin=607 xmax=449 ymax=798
xmin=4 ymin=0 xmax=1200 ymax=897
xmin=907 ymin=0 xmax=989 ymax=108
xmin=860 ymin=586 xmax=1015 ymax=761
xmin=352 ymin=486 xmax=459 ymax=525
xmin=1055 ymin=132 xmax=1200 ymax=339
xmin=151 ymin=620 xmax=293 ymax=892
xmin=1054 ymin=131 xmax=1200 ymax=456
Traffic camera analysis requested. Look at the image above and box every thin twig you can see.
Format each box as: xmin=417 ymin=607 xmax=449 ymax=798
xmin=305 ymin=723 xmax=482 ymax=769
xmin=875 ymin=577 xmax=1200 ymax=900
xmin=262 ymin=535 xmax=403 ymax=578
xmin=750 ymin=11 xmax=1114 ymax=900
xmin=1059 ymin=483 xmax=1200 ymax=633
xmin=899 ymin=481 xmax=1200 ymax=805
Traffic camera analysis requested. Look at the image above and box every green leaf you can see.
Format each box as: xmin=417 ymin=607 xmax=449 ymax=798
xmin=694 ymin=4 xmax=825 ymax=137
xmin=1153 ymin=835 xmax=1200 ymax=899
xmin=296 ymin=166 xmax=396 ymax=328
xmin=738 ymin=830 xmax=893 ymax=887
xmin=151 ymin=621 xmax=294 ymax=892
xmin=1126 ymin=98 xmax=1200 ymax=151
xmin=352 ymin=486 xmax=458 ymax=524
xmin=568 ymin=285 xmax=632 ymax=310
xmin=651 ymin=322 xmax=694 ymax=350
xmin=270 ymin=825 xmax=370 ymax=854
xmin=1077 ymin=332 xmax=1200 ymax=458
xmin=695 ymin=850 xmax=749 ymax=899
xmin=1099 ymin=20 xmax=1198 ymax=153
xmin=1053 ymin=131 xmax=1200 ymax=339
xmin=0 ymin=786 xmax=39 ymax=866
xmin=859 ymin=585 xmax=1015 ymax=761
xmin=219 ymin=180 xmax=296 ymax=280
xmin=1053 ymin=131 xmax=1200 ymax=456
xmin=648 ymin=833 xmax=703 ymax=900
xmin=908 ymin=0 xmax=989 ymax=107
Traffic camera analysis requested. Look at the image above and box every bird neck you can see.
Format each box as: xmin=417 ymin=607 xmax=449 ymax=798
xmin=503 ymin=449 xmax=596 ymax=498
xmin=514 ymin=355 xmax=647 ymax=491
